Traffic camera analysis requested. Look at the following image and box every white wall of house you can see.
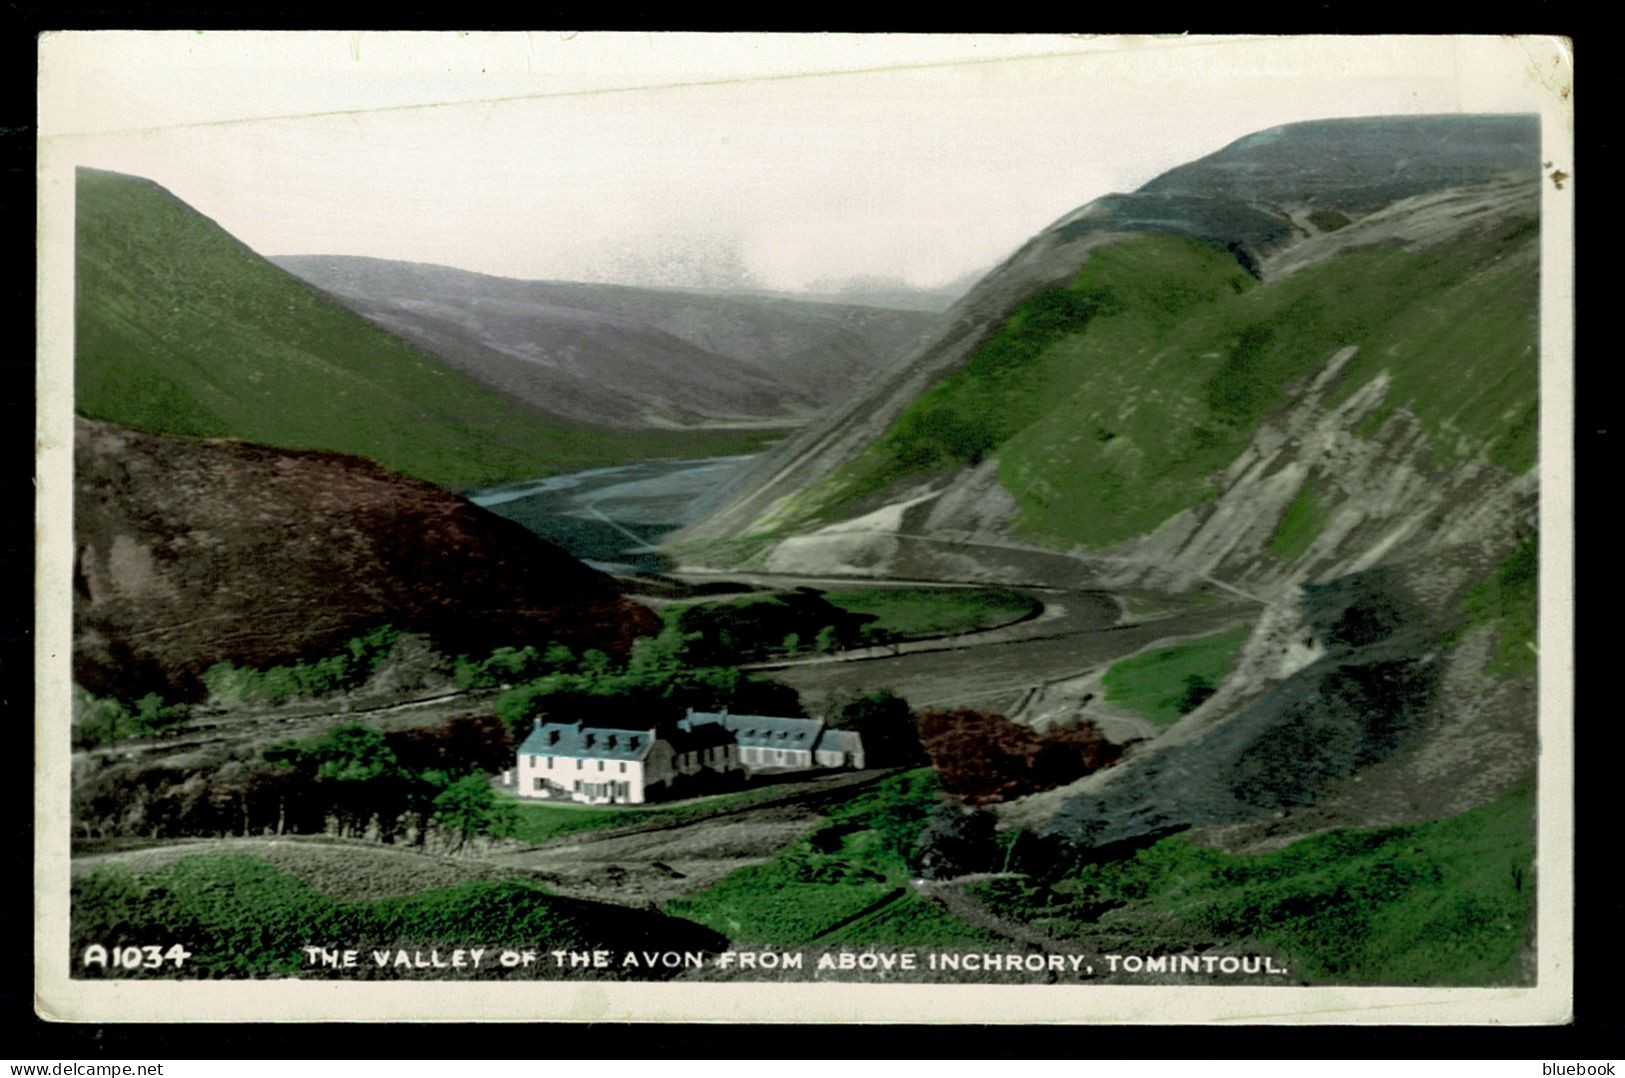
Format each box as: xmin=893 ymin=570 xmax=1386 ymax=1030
xmin=515 ymin=721 xmax=859 ymax=806
xmin=516 ymin=751 xmax=648 ymax=804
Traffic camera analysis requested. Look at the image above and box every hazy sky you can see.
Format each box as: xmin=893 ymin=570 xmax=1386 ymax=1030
xmin=38 ymin=33 xmax=1565 ymax=292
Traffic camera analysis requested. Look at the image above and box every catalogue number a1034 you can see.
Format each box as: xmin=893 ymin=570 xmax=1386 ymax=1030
xmin=81 ymin=944 xmax=193 ymax=970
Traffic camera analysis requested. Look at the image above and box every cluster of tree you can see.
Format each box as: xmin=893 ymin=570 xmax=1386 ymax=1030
xmin=672 ymin=588 xmax=876 ymax=665
xmin=915 ymin=708 xmax=1122 ymax=804
xmin=453 ymin=642 xmax=606 ymax=690
xmin=72 ymin=686 xmax=187 ymax=750
xmin=73 ymin=628 xmax=409 ymax=750
xmin=490 ymin=623 xmax=804 ymax=739
xmin=826 ymin=690 xmax=926 ymax=768
xmin=199 ymin=625 xmax=401 ymax=704
xmin=72 ymin=714 xmax=518 ymax=854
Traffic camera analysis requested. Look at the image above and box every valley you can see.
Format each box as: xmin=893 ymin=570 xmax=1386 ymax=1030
xmin=63 ymin=112 xmax=1546 ymax=990
xmin=467 ymin=454 xmax=761 ymax=573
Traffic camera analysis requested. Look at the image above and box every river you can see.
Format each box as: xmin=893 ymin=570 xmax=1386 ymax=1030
xmin=467 ymin=454 xmax=759 ymax=574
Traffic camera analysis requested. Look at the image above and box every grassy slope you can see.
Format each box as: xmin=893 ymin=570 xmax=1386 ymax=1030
xmin=665 ymin=769 xmax=999 ymax=947
xmin=794 ymin=219 xmax=1535 ymax=548
xmin=981 ymin=785 xmax=1534 ymax=985
xmin=501 ymin=783 xmax=800 ymax=846
xmin=1270 ymin=476 xmax=1332 ymax=562
xmin=74 ymin=838 xmax=532 ymax=901
xmin=1458 ymin=538 xmax=1538 ymax=677
xmin=821 ymin=587 xmax=1039 ymax=639
xmin=1101 ymin=626 xmax=1251 ymax=725
xmin=75 ymin=170 xmax=775 ymax=489
xmin=71 ymin=851 xmax=717 ymax=978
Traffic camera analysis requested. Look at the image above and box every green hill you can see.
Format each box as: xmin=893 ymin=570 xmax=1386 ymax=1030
xmin=678 ymin=115 xmax=1541 ymax=558
xmin=809 ymin=215 xmax=1536 ymax=549
xmin=74 ymin=168 xmax=768 ymax=489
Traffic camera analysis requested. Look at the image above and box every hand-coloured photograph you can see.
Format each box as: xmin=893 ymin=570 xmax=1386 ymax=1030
xmin=34 ymin=32 xmax=1573 ymax=1024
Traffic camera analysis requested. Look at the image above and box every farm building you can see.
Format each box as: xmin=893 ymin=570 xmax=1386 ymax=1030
xmin=513 ymin=712 xmax=865 ymax=805
xmin=679 ymin=710 xmax=867 ymax=772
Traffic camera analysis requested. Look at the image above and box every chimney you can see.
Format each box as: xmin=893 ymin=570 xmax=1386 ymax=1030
xmin=533 ymin=718 xmax=542 ymax=731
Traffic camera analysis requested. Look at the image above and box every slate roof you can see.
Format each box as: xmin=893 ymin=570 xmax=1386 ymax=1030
xmin=814 ymin=729 xmax=864 ymax=756
xmin=517 ymin=721 xmax=657 ymax=761
xmin=667 ymin=721 xmax=736 ymax=755
xmin=679 ymin=709 xmax=824 ymax=750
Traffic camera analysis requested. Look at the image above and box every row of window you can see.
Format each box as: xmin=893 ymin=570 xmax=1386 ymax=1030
xmin=676 ymin=745 xmax=733 ymax=769
xmin=741 ymin=747 xmax=809 ymax=764
xmin=574 ymin=780 xmax=630 ymax=801
xmin=531 ymin=777 xmax=635 ymax=798
xmin=529 ymin=755 xmax=627 ymax=774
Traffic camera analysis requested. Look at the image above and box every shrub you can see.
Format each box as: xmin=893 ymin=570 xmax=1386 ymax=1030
xmin=202 ymin=626 xmax=400 ymax=703
xmin=916 ymin=708 xmax=1121 ymax=804
xmin=908 ymin=801 xmax=999 ymax=880
xmin=72 ymin=685 xmax=186 ymax=748
xmin=831 ymin=690 xmax=925 ymax=767
xmin=432 ymin=775 xmax=518 ymax=853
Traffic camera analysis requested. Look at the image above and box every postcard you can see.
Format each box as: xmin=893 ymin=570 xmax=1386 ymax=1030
xmin=34 ymin=31 xmax=1574 ymax=1024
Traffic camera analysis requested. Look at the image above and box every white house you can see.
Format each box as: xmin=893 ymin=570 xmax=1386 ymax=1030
xmin=514 ymin=712 xmax=866 ymax=805
xmin=515 ymin=721 xmax=660 ymax=804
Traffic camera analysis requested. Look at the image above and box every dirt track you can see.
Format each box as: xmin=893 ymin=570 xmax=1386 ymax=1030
xmin=765 ymin=595 xmax=1256 ymax=715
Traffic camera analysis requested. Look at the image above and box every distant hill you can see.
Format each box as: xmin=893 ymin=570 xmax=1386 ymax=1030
xmin=791 ymin=269 xmax=988 ymax=312
xmin=73 ymin=417 xmax=658 ymax=701
xmin=272 ymin=255 xmax=937 ymax=428
xmin=73 ymin=168 xmax=776 ymax=489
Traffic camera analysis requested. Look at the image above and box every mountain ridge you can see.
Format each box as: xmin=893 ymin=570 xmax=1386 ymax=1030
xmin=675 ymin=114 xmax=1540 ymax=557
xmin=272 ymin=254 xmax=937 ymax=430
xmin=74 ymin=168 xmax=793 ymax=489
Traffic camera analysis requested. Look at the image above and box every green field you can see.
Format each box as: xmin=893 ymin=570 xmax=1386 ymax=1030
xmin=501 ymin=782 xmax=810 ymax=846
xmin=659 ymin=586 xmax=1039 ymax=663
xmin=664 ymin=769 xmax=998 ymax=947
xmin=75 ymin=169 xmax=778 ymax=489
xmin=1101 ymin=626 xmax=1251 ymax=725
xmin=822 ymin=587 xmax=1039 ymax=639
xmin=979 ymin=785 xmax=1535 ymax=985
xmin=71 ymin=851 xmax=722 ymax=978
xmin=789 ymin=221 xmax=1535 ymax=549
